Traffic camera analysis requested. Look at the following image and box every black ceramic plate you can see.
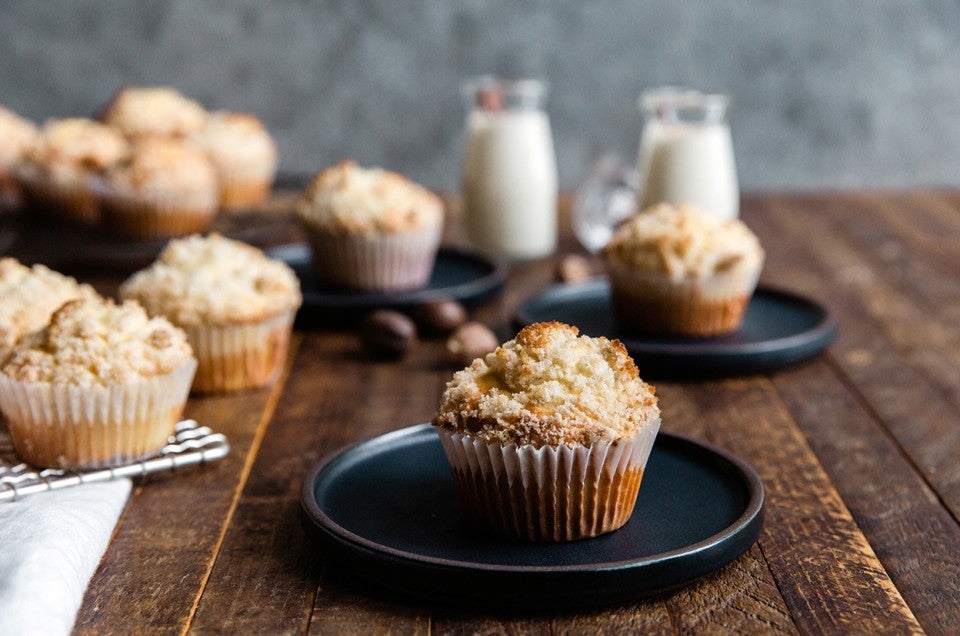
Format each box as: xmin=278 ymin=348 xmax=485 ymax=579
xmin=300 ymin=424 xmax=764 ymax=610
xmin=268 ymin=243 xmax=505 ymax=312
xmin=514 ymin=281 xmax=837 ymax=378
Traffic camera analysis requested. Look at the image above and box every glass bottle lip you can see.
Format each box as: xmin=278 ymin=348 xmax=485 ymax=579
xmin=639 ymin=86 xmax=729 ymax=124
xmin=462 ymin=75 xmax=549 ymax=111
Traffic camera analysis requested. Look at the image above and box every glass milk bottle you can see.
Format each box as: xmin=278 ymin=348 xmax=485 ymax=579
xmin=637 ymin=87 xmax=739 ymax=220
xmin=461 ymin=77 xmax=558 ymax=260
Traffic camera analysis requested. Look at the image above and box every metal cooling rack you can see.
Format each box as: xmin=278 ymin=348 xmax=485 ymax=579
xmin=0 ymin=419 xmax=229 ymax=502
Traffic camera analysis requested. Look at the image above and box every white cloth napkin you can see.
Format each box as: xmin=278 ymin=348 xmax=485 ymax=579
xmin=0 ymin=479 xmax=131 ymax=636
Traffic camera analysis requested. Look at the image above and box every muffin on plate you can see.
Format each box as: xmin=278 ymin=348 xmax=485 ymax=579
xmin=120 ymin=233 xmax=302 ymax=393
xmin=297 ymin=160 xmax=444 ymax=291
xmin=433 ymin=321 xmax=661 ymax=542
xmin=14 ymin=118 xmax=128 ymax=224
xmin=98 ymin=138 xmax=218 ymax=240
xmin=603 ymin=203 xmax=765 ymax=337
xmin=0 ymin=297 xmax=196 ymax=468
xmin=0 ymin=105 xmax=39 ymax=208
xmin=0 ymin=257 xmax=99 ymax=352
xmin=188 ymin=111 xmax=278 ymax=210
xmin=100 ymin=86 xmax=207 ymax=140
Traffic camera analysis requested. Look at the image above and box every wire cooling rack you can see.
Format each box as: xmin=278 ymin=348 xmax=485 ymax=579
xmin=0 ymin=419 xmax=229 ymax=502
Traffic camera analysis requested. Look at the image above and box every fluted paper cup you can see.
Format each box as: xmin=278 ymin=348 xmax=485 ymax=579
xmin=302 ymin=224 xmax=442 ymax=291
xmin=606 ymin=258 xmax=762 ymax=337
xmin=0 ymin=358 xmax=196 ymax=469
xmin=436 ymin=419 xmax=660 ymax=542
xmin=185 ymin=310 xmax=295 ymax=393
xmin=97 ymin=182 xmax=217 ymax=240
xmin=15 ymin=166 xmax=100 ymax=225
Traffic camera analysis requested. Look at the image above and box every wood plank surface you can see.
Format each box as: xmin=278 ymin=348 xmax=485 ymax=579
xmin=38 ymin=189 xmax=960 ymax=634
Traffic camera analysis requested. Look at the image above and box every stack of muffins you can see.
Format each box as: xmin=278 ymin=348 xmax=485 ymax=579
xmin=0 ymin=234 xmax=300 ymax=470
xmin=0 ymin=86 xmax=279 ymax=239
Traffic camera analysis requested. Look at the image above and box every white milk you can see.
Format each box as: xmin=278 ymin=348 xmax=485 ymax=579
xmin=462 ymin=94 xmax=558 ymax=260
xmin=637 ymin=89 xmax=739 ymax=221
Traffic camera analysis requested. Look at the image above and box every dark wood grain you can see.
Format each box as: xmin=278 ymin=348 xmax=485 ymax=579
xmin=11 ymin=189 xmax=952 ymax=634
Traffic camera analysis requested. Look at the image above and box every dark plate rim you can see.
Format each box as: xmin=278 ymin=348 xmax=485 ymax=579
xmin=514 ymin=280 xmax=838 ymax=357
xmin=299 ymin=423 xmax=764 ymax=575
xmin=268 ymin=243 xmax=507 ymax=308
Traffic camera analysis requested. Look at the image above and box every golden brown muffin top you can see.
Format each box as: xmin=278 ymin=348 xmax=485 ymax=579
xmin=433 ymin=322 xmax=659 ymax=447
xmin=120 ymin=233 xmax=302 ymax=327
xmin=24 ymin=118 xmax=128 ymax=174
xmin=1 ymin=298 xmax=193 ymax=387
xmin=101 ymin=86 xmax=207 ymax=138
xmin=0 ymin=258 xmax=100 ymax=349
xmin=105 ymin=137 xmax=216 ymax=195
xmin=298 ymin=160 xmax=444 ymax=234
xmin=0 ymin=106 xmax=38 ymax=167
xmin=188 ymin=111 xmax=277 ymax=177
xmin=603 ymin=203 xmax=764 ymax=281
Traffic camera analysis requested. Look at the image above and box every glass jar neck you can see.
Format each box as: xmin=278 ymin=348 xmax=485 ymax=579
xmin=640 ymin=87 xmax=729 ymax=125
xmin=463 ymin=76 xmax=548 ymax=112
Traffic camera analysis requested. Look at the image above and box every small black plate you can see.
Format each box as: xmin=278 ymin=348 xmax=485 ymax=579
xmin=300 ymin=424 xmax=764 ymax=610
xmin=514 ymin=281 xmax=837 ymax=378
xmin=269 ymin=244 xmax=505 ymax=314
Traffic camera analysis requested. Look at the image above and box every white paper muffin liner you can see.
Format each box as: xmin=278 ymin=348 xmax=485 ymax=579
xmin=0 ymin=358 xmax=197 ymax=469
xmin=14 ymin=167 xmax=99 ymax=224
xmin=436 ymin=418 xmax=661 ymax=542
xmin=215 ymin=161 xmax=276 ymax=211
xmin=302 ymin=223 xmax=442 ymax=291
xmin=184 ymin=310 xmax=295 ymax=393
xmin=96 ymin=182 xmax=217 ymax=240
xmin=606 ymin=258 xmax=762 ymax=337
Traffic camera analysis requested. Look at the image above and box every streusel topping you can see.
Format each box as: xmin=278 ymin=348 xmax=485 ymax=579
xmin=433 ymin=322 xmax=659 ymax=447
xmin=0 ymin=258 xmax=99 ymax=349
xmin=102 ymin=86 xmax=207 ymax=138
xmin=603 ymin=203 xmax=764 ymax=281
xmin=105 ymin=138 xmax=216 ymax=195
xmin=119 ymin=234 xmax=302 ymax=326
xmin=1 ymin=298 xmax=193 ymax=387
xmin=0 ymin=106 xmax=38 ymax=167
xmin=26 ymin=118 xmax=128 ymax=172
xmin=298 ymin=160 xmax=444 ymax=234
xmin=188 ymin=111 xmax=277 ymax=178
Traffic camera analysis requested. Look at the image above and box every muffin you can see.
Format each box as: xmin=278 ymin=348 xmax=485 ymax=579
xmin=0 ymin=298 xmax=196 ymax=468
xmin=433 ymin=321 xmax=661 ymax=542
xmin=120 ymin=234 xmax=302 ymax=393
xmin=603 ymin=203 xmax=765 ymax=337
xmin=0 ymin=106 xmax=39 ymax=208
xmin=14 ymin=118 xmax=128 ymax=224
xmin=100 ymin=86 xmax=207 ymax=139
xmin=0 ymin=257 xmax=99 ymax=352
xmin=98 ymin=138 xmax=218 ymax=239
xmin=188 ymin=111 xmax=278 ymax=210
xmin=297 ymin=160 xmax=444 ymax=291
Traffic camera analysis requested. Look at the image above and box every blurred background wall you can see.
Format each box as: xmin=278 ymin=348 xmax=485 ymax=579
xmin=2 ymin=1 xmax=958 ymax=191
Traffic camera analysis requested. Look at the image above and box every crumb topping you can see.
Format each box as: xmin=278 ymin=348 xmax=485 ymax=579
xmin=0 ymin=106 xmax=38 ymax=167
xmin=298 ymin=160 xmax=444 ymax=234
xmin=105 ymin=138 xmax=216 ymax=195
xmin=102 ymin=86 xmax=207 ymax=138
xmin=188 ymin=111 xmax=277 ymax=178
xmin=603 ymin=203 xmax=764 ymax=280
xmin=433 ymin=321 xmax=659 ymax=447
xmin=0 ymin=258 xmax=100 ymax=349
xmin=25 ymin=118 xmax=128 ymax=172
xmin=0 ymin=298 xmax=193 ymax=386
xmin=120 ymin=233 xmax=302 ymax=326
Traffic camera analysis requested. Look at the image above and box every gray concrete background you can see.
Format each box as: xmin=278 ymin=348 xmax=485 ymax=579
xmin=2 ymin=1 xmax=959 ymax=191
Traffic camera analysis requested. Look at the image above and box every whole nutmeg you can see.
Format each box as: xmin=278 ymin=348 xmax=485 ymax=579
xmin=556 ymin=254 xmax=595 ymax=283
xmin=360 ymin=310 xmax=417 ymax=358
xmin=411 ymin=298 xmax=468 ymax=336
xmin=446 ymin=321 xmax=499 ymax=366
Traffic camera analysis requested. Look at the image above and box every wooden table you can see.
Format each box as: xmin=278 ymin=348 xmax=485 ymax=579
xmin=11 ymin=191 xmax=960 ymax=634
